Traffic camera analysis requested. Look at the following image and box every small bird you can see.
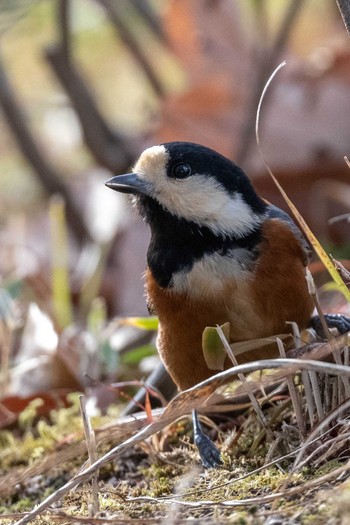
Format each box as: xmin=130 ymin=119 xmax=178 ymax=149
xmin=106 ymin=142 xmax=350 ymax=467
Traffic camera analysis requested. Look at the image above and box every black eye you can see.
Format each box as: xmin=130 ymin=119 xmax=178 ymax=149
xmin=172 ymin=162 xmax=192 ymax=178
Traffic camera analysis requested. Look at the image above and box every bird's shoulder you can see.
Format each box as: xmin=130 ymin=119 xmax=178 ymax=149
xmin=263 ymin=204 xmax=311 ymax=266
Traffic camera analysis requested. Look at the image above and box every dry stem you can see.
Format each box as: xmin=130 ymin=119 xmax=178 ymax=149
xmin=79 ymin=395 xmax=100 ymax=516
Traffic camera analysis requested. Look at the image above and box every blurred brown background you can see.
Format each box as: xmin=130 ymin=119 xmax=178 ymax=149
xmin=1 ymin=0 xmax=350 ymax=407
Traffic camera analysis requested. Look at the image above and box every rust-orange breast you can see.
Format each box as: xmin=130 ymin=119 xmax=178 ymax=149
xmin=145 ymin=218 xmax=314 ymax=390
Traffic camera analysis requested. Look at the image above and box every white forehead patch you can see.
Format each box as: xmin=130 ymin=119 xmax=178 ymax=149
xmin=133 ymin=145 xmax=169 ymax=183
xmin=134 ymin=145 xmax=262 ymax=237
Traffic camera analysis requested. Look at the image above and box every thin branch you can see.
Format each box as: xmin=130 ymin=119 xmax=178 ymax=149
xmin=336 ymin=0 xmax=350 ymax=37
xmin=305 ymin=268 xmax=333 ymax=341
xmin=46 ymin=1 xmax=137 ymax=174
xmin=45 ymin=46 xmax=135 ymax=173
xmin=96 ymin=0 xmax=165 ymax=98
xmin=0 ymin=54 xmax=91 ymax=245
xmin=58 ymin=0 xmax=71 ymax=62
xmin=79 ymin=396 xmax=100 ymax=515
xmin=255 ymin=61 xmax=350 ymax=303
xmin=236 ymin=0 xmax=304 ymax=165
xmin=276 ymin=338 xmax=305 ymax=437
xmin=129 ymin=0 xmax=167 ymax=43
xmin=216 ymin=325 xmax=273 ymax=438
xmin=293 ymin=396 xmax=350 ymax=469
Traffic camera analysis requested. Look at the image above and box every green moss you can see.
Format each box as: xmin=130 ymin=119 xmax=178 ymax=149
xmin=0 ymin=389 xmax=347 ymax=523
xmin=0 ymin=496 xmax=33 ymax=513
xmin=313 ymin=460 xmax=343 ymax=477
xmin=139 ymin=462 xmax=182 ymax=497
xmin=300 ymin=503 xmax=334 ymax=524
xmin=0 ymin=395 xmax=79 ymax=472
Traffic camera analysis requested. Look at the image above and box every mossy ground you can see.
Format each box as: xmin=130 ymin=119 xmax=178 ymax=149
xmin=0 ymin=393 xmax=349 ymax=524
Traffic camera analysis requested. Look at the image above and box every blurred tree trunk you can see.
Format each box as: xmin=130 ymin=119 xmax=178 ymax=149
xmin=0 ymin=55 xmax=91 ymax=245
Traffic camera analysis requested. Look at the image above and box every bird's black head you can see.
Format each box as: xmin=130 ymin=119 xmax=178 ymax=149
xmin=105 ymin=142 xmax=266 ymax=238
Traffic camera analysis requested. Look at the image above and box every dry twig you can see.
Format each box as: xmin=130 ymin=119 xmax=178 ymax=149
xmin=79 ymin=395 xmax=100 ymax=516
xmin=276 ymin=338 xmax=305 ymax=437
xmin=336 ymin=0 xmax=350 ymax=37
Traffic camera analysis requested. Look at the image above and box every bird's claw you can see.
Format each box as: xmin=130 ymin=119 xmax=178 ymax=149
xmin=194 ymin=432 xmax=222 ymax=469
xmin=310 ymin=313 xmax=350 ymax=338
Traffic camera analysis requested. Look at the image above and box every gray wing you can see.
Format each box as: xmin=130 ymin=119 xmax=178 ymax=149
xmin=266 ymin=204 xmax=312 ymax=265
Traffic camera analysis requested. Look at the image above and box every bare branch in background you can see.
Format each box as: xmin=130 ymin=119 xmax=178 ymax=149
xmin=46 ymin=46 xmax=136 ymax=174
xmin=129 ymin=0 xmax=167 ymax=43
xmin=96 ymin=0 xmax=166 ymax=98
xmin=0 ymin=54 xmax=91 ymax=245
xmin=336 ymin=0 xmax=350 ymax=36
xmin=57 ymin=0 xmax=71 ymax=62
xmin=236 ymin=0 xmax=304 ymax=166
xmin=46 ymin=0 xmax=139 ymax=174
xmin=0 ymin=0 xmax=34 ymax=36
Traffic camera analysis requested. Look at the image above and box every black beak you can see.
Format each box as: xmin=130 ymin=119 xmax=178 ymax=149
xmin=105 ymin=173 xmax=151 ymax=196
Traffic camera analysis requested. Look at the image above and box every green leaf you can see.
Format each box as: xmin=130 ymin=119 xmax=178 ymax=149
xmin=121 ymin=316 xmax=159 ymax=331
xmin=49 ymin=196 xmax=73 ymax=329
xmin=79 ymin=243 xmax=111 ymax=319
xmin=202 ymin=322 xmax=230 ymax=371
xmin=4 ymin=278 xmax=23 ymax=299
xmin=0 ymin=288 xmax=15 ymax=324
xmin=87 ymin=297 xmax=107 ymax=334
xmin=101 ymin=340 xmax=120 ymax=373
xmin=121 ymin=344 xmax=157 ymax=365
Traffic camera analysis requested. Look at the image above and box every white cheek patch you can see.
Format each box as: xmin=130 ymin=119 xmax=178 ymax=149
xmin=162 ymin=178 xmax=261 ymax=237
xmin=134 ymin=145 xmax=262 ymax=237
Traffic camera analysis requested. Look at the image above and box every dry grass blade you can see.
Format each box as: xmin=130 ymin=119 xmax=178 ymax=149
xmin=297 ymin=429 xmax=350 ymax=470
xmin=305 ymin=269 xmax=332 ymax=341
xmin=49 ymin=195 xmax=73 ymax=328
xmin=79 ymin=395 xmax=100 ymax=516
xmin=1 ymin=511 xmax=209 ymax=524
xmin=308 ymin=371 xmax=324 ymax=421
xmin=328 ymin=212 xmax=350 ymax=225
xmin=216 ymin=325 xmax=271 ymax=434
xmin=300 ymin=373 xmax=315 ymax=426
xmin=287 ymin=321 xmax=316 ymax=427
xmin=330 ymin=256 xmax=350 ymax=285
xmin=292 ymin=396 xmax=350 ymax=470
xmin=230 ymin=333 xmax=291 ymax=357
xmin=276 ymin=338 xmax=305 ymax=437
xmin=255 ymin=61 xmax=350 ymax=303
xmin=14 ymin=357 xmax=350 ymax=525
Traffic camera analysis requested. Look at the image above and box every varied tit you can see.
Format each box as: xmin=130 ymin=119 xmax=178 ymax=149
xmin=106 ymin=141 xmax=350 ymax=468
